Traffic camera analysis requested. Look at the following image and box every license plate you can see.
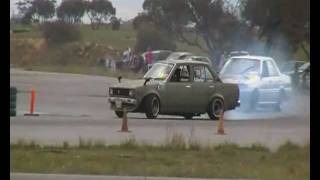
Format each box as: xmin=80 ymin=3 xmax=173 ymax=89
xmin=115 ymin=99 xmax=122 ymax=108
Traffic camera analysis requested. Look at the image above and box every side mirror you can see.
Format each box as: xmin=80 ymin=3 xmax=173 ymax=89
xmin=118 ymin=76 xmax=122 ymax=83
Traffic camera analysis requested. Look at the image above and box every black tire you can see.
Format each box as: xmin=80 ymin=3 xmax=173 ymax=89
xmin=10 ymin=95 xmax=17 ymax=101
xmin=184 ymin=114 xmax=193 ymax=120
xmin=10 ymin=87 xmax=17 ymax=94
xmin=144 ymin=95 xmax=160 ymax=119
xmin=115 ymin=111 xmax=123 ymax=118
xmin=10 ymin=109 xmax=16 ymax=117
xmin=241 ymin=90 xmax=258 ymax=112
xmin=273 ymin=90 xmax=284 ymax=112
xmin=208 ymin=98 xmax=224 ymax=120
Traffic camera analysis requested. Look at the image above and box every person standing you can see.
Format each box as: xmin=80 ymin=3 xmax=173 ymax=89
xmin=145 ymin=47 xmax=153 ymax=70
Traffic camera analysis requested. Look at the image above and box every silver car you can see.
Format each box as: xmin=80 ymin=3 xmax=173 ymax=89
xmin=219 ymin=55 xmax=291 ymax=112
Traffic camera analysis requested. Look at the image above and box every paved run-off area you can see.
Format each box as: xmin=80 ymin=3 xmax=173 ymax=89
xmin=10 ymin=69 xmax=310 ymax=150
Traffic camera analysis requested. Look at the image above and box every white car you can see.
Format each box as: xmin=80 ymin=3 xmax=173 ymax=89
xmin=184 ymin=55 xmax=213 ymax=67
xmin=166 ymin=52 xmax=193 ymax=60
xmin=219 ymin=55 xmax=291 ymax=111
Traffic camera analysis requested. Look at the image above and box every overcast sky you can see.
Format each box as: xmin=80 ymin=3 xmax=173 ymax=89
xmin=10 ymin=0 xmax=145 ymax=21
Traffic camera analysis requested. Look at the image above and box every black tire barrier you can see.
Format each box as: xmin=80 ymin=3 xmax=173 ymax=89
xmin=10 ymin=87 xmax=17 ymax=94
xmin=10 ymin=109 xmax=16 ymax=116
xmin=10 ymin=87 xmax=17 ymax=117
xmin=10 ymin=103 xmax=16 ymax=109
xmin=10 ymin=95 xmax=17 ymax=101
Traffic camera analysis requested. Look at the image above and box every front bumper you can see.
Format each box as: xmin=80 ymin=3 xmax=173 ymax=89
xmin=108 ymin=97 xmax=138 ymax=111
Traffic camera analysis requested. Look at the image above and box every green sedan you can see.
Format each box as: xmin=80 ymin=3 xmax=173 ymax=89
xmin=108 ymin=60 xmax=240 ymax=120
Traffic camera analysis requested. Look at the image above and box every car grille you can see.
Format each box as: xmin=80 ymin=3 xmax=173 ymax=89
xmin=111 ymin=88 xmax=130 ymax=96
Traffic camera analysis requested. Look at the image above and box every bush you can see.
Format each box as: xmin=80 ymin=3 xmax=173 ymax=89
xmin=134 ymin=22 xmax=176 ymax=53
xmin=41 ymin=20 xmax=81 ymax=44
xmin=111 ymin=18 xmax=120 ymax=31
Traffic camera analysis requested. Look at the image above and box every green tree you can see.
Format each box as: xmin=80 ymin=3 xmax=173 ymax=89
xmin=241 ymin=0 xmax=310 ymax=60
xmin=31 ymin=0 xmax=56 ymax=23
xmin=86 ymin=0 xmax=116 ymax=29
xmin=110 ymin=16 xmax=121 ymax=31
xmin=134 ymin=22 xmax=176 ymax=53
xmin=57 ymin=0 xmax=87 ymax=24
xmin=141 ymin=0 xmax=250 ymax=66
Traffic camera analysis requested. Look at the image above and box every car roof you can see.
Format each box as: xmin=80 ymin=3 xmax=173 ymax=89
xmin=188 ymin=55 xmax=209 ymax=59
xmin=141 ymin=50 xmax=171 ymax=54
xmin=169 ymin=52 xmax=192 ymax=55
xmin=158 ymin=59 xmax=209 ymax=65
xmin=230 ymin=55 xmax=274 ymax=61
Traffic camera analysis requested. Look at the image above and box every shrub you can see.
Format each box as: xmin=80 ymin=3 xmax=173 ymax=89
xmin=41 ymin=20 xmax=81 ymax=44
xmin=134 ymin=22 xmax=176 ymax=53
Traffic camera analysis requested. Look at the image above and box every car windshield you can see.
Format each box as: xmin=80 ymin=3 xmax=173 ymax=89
xmin=220 ymin=58 xmax=260 ymax=76
xmin=144 ymin=63 xmax=174 ymax=80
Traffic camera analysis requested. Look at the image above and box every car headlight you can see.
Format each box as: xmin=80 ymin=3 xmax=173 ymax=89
xmin=109 ymin=88 xmax=113 ymax=95
xmin=129 ymin=90 xmax=135 ymax=97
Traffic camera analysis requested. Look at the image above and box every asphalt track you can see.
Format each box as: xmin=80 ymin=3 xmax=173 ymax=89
xmin=10 ymin=69 xmax=310 ymax=150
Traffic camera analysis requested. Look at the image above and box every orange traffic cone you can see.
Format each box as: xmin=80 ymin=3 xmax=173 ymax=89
xmin=215 ymin=111 xmax=226 ymax=135
xmin=118 ymin=108 xmax=131 ymax=132
xmin=24 ymin=88 xmax=39 ymax=116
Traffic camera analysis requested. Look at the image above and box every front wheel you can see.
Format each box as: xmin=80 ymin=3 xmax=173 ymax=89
xmin=241 ymin=90 xmax=258 ymax=112
xmin=273 ymin=90 xmax=284 ymax=112
xmin=208 ymin=98 xmax=224 ymax=120
xmin=144 ymin=95 xmax=160 ymax=119
xmin=183 ymin=114 xmax=193 ymax=120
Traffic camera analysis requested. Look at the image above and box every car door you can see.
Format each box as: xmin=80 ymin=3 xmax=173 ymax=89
xmin=191 ymin=64 xmax=214 ymax=112
xmin=266 ymin=60 xmax=283 ymax=101
xmin=162 ymin=64 xmax=194 ymax=113
xmin=259 ymin=60 xmax=280 ymax=103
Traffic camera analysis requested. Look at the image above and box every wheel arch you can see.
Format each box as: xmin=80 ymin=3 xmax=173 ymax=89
xmin=137 ymin=91 xmax=161 ymax=112
xmin=208 ymin=93 xmax=225 ymax=110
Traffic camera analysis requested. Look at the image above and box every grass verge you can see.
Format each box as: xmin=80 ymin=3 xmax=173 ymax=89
xmin=11 ymin=139 xmax=309 ymax=180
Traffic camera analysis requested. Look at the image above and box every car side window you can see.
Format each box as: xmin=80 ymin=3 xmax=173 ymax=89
xmin=193 ymin=65 xmax=214 ymax=82
xmin=170 ymin=65 xmax=191 ymax=82
xmin=266 ymin=61 xmax=279 ymax=76
xmin=262 ymin=61 xmax=269 ymax=77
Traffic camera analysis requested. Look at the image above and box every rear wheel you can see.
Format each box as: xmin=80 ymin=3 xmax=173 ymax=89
xmin=208 ymin=98 xmax=224 ymax=120
xmin=115 ymin=111 xmax=123 ymax=118
xmin=144 ymin=95 xmax=160 ymax=119
xmin=273 ymin=90 xmax=284 ymax=112
xmin=241 ymin=90 xmax=258 ymax=112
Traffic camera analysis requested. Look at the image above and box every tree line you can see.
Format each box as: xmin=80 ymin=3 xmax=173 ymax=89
xmin=133 ymin=0 xmax=309 ymax=65
xmin=14 ymin=0 xmax=119 ymax=30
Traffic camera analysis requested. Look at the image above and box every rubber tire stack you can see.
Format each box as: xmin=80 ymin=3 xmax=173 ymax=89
xmin=10 ymin=87 xmax=17 ymax=117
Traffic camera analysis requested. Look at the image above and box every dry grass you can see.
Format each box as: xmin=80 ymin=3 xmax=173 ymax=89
xmin=11 ymin=137 xmax=309 ymax=180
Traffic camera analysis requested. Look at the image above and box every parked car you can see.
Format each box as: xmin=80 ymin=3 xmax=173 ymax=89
xmin=184 ymin=55 xmax=213 ymax=67
xmin=108 ymin=60 xmax=240 ymax=120
xmin=298 ymin=62 xmax=310 ymax=90
xmin=141 ymin=50 xmax=172 ymax=63
xmin=219 ymin=55 xmax=291 ymax=112
xmin=228 ymin=51 xmax=250 ymax=58
xmin=279 ymin=60 xmax=306 ymax=75
xmin=166 ymin=52 xmax=193 ymax=60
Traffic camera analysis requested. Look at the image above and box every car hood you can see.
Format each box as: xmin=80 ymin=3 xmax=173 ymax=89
xmin=111 ymin=79 xmax=159 ymax=89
